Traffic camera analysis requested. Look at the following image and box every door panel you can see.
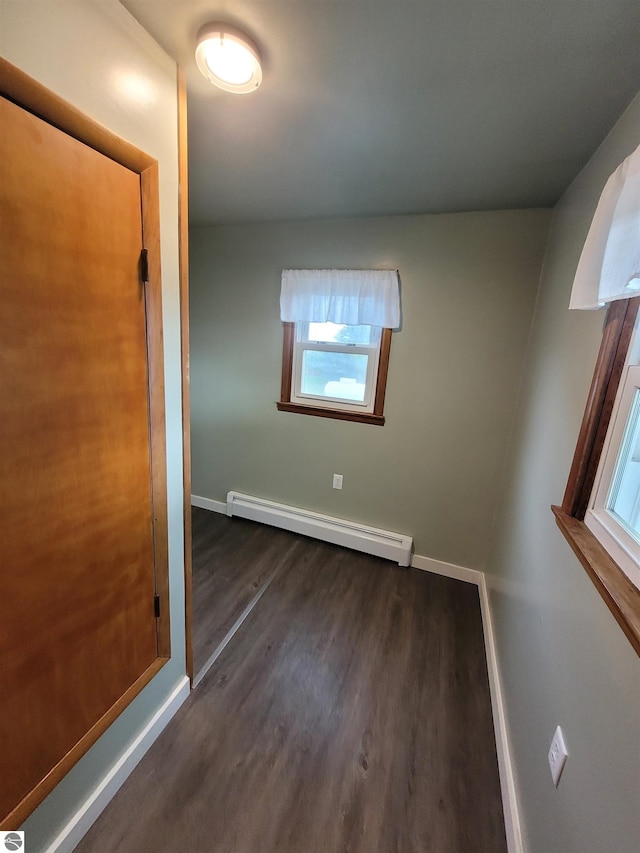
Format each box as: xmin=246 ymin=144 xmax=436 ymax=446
xmin=0 ymin=94 xmax=160 ymax=821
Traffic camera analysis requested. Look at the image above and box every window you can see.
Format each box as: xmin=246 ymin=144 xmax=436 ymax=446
xmin=277 ymin=269 xmax=399 ymax=425
xmin=279 ymin=321 xmax=391 ymax=424
xmin=555 ymin=142 xmax=640 ymax=656
xmin=555 ymin=298 xmax=640 ymax=655
xmin=585 ymin=313 xmax=640 ymax=591
xmin=292 ymin=322 xmax=381 ymax=410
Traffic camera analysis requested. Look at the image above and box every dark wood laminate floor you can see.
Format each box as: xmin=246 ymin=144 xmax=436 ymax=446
xmin=192 ymin=507 xmax=303 ymax=676
xmin=77 ymin=520 xmax=507 ymax=853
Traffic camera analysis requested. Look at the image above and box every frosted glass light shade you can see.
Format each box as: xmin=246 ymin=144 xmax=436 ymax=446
xmin=195 ymin=24 xmax=262 ymax=94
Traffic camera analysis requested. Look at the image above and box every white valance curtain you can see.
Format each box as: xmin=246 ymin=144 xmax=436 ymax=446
xmin=280 ymin=269 xmax=401 ymax=328
xmin=570 ymin=142 xmax=640 ymax=309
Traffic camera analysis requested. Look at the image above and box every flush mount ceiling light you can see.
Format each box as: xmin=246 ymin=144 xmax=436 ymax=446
xmin=195 ymin=23 xmax=262 ymax=94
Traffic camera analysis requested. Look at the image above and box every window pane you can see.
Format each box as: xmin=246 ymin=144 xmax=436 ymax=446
xmin=307 ymin=322 xmax=373 ymax=345
xmin=608 ymin=389 xmax=640 ymax=539
xmin=301 ymin=350 xmax=368 ymax=401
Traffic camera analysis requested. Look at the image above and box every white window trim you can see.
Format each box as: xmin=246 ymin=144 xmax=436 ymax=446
xmin=290 ymin=322 xmax=382 ymax=414
xmin=586 ymin=361 xmax=640 ymax=590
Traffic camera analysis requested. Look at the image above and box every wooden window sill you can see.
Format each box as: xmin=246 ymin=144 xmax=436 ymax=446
xmin=552 ymin=505 xmax=640 ymax=656
xmin=276 ymin=401 xmax=385 ymax=426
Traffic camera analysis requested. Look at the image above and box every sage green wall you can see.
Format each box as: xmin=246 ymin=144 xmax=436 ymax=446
xmin=190 ymin=209 xmax=550 ymax=569
xmin=0 ymin=3 xmax=186 ymax=850
xmin=484 ymin=95 xmax=640 ymax=851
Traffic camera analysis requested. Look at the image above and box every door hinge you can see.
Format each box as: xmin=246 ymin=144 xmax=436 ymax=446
xmin=154 ymin=594 xmax=161 ymax=618
xmin=140 ymin=248 xmax=149 ymax=284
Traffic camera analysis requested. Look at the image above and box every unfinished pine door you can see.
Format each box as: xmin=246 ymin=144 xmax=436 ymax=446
xmin=0 ymin=66 xmax=169 ymax=828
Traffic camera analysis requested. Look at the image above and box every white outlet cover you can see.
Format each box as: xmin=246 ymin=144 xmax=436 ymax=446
xmin=332 ymin=474 xmax=343 ymax=490
xmin=548 ymin=725 xmax=569 ymax=787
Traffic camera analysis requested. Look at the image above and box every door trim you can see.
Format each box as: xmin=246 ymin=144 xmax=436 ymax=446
xmin=4 ymin=660 xmax=167 ymax=831
xmin=0 ymin=56 xmax=170 ymax=828
xmin=177 ymin=68 xmax=194 ymax=684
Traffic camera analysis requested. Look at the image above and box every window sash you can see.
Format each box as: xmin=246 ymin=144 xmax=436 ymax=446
xmin=290 ymin=323 xmax=382 ymax=412
xmin=586 ymin=363 xmax=640 ymax=589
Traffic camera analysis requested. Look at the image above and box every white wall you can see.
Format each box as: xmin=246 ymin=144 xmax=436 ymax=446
xmin=484 ymin=92 xmax=640 ymax=851
xmin=0 ymin=2 xmax=186 ymax=850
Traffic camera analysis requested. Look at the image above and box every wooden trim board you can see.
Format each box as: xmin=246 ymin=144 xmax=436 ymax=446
xmin=141 ymin=161 xmax=170 ymax=659
xmin=562 ymin=298 xmax=639 ymax=519
xmin=555 ymin=297 xmax=640 ymax=657
xmin=276 ymin=401 xmax=386 ymax=425
xmin=177 ymin=67 xmax=194 ymax=684
xmin=552 ymin=506 xmax=640 ymax=656
xmin=5 ymin=659 xmax=168 ymax=830
xmin=0 ymin=57 xmax=154 ymax=172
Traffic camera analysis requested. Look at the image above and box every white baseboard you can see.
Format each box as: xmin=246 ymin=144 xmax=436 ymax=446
xmin=191 ymin=494 xmax=226 ymax=514
xmin=478 ymin=576 xmax=524 ymax=853
xmin=411 ymin=553 xmax=482 ymax=585
xmin=44 ymin=676 xmax=190 ymax=853
xmin=412 ymin=554 xmax=522 ymax=853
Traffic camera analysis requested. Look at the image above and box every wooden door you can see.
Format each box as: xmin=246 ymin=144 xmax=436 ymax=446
xmin=0 ymin=63 xmax=169 ymax=829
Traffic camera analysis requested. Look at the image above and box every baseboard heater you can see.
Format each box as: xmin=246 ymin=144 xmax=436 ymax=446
xmin=226 ymin=491 xmax=413 ymax=567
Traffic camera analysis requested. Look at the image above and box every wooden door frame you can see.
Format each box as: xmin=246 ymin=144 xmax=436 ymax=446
xmin=0 ymin=57 xmax=170 ymax=828
xmin=177 ymin=68 xmax=194 ymax=684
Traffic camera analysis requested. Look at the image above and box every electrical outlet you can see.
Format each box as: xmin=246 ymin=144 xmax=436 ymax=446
xmin=548 ymin=725 xmax=568 ymax=787
xmin=332 ymin=474 xmax=343 ymax=490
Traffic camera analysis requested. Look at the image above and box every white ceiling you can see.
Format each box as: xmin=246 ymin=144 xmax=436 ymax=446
xmin=123 ymin=0 xmax=640 ymax=226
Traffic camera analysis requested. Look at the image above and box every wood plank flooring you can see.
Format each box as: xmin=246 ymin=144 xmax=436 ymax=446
xmin=191 ymin=507 xmax=302 ymax=676
xmin=77 ymin=516 xmax=507 ymax=853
